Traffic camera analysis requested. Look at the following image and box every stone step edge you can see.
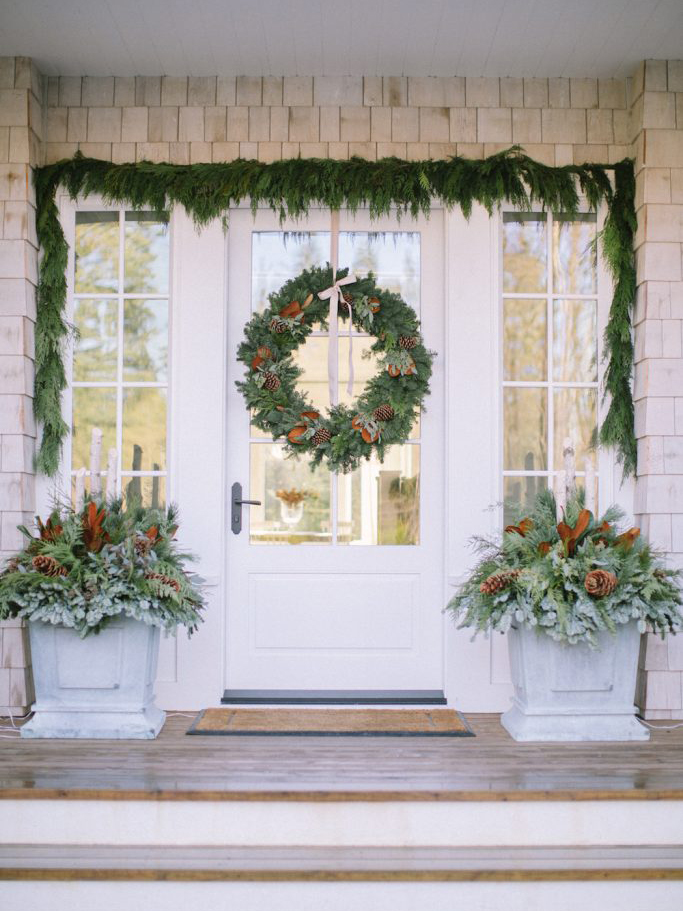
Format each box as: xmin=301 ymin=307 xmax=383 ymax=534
xmin=1 ymin=844 xmax=683 ymax=882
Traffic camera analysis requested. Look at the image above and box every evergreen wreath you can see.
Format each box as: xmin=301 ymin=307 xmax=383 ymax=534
xmin=34 ymin=147 xmax=637 ymax=476
xmin=236 ymin=265 xmax=433 ymax=472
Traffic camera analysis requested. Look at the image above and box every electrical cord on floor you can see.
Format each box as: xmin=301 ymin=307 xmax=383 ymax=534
xmin=0 ymin=708 xmax=31 ymax=737
xmin=638 ymin=718 xmax=683 ymax=730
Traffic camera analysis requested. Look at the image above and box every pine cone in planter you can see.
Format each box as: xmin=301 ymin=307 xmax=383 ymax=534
xmin=32 ymin=554 xmax=67 ymax=577
xmin=373 ymin=404 xmax=395 ymax=422
xmin=146 ymin=571 xmax=181 ymax=593
xmin=479 ymin=569 xmax=520 ymax=595
xmin=262 ymin=371 xmax=280 ymax=391
xmin=312 ymin=427 xmax=331 ymax=445
xmin=584 ymin=569 xmax=618 ymax=598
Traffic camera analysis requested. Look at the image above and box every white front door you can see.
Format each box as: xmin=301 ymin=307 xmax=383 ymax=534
xmin=225 ymin=209 xmax=445 ymax=692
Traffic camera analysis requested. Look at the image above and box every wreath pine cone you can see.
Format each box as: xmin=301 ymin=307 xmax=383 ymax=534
xmin=312 ymin=427 xmax=331 ymax=445
xmin=584 ymin=569 xmax=618 ymax=598
xmin=270 ymin=317 xmax=287 ymax=334
xmin=480 ymin=569 xmax=520 ymax=594
xmin=398 ymin=335 xmax=418 ymax=350
xmin=373 ymin=404 xmax=395 ymax=421
xmin=32 ymin=554 xmax=67 ymax=577
xmin=262 ymin=371 xmax=280 ymax=391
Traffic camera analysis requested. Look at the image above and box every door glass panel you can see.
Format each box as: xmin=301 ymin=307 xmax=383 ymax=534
xmin=123 ymin=298 xmax=168 ymax=381
xmin=74 ymin=211 xmax=119 ymax=293
xmin=122 ymin=475 xmax=166 ymax=509
xmin=552 ymin=298 xmax=597 ymax=382
xmin=503 ymin=387 xmax=547 ymax=471
xmin=122 ymin=387 xmax=167 ymax=471
xmin=338 ymin=445 xmax=420 ymax=545
xmin=249 ymin=442 xmax=332 ymax=544
xmin=71 ymin=387 xmax=116 ymax=469
xmin=124 ymin=213 xmax=170 ymax=294
xmin=502 ymin=213 xmax=547 ymax=293
xmin=338 ymin=231 xmax=420 ymax=311
xmin=552 ymin=213 xmax=597 ymax=294
xmin=291 ymin=336 xmax=329 ymax=414
xmin=251 ymin=232 xmax=329 ymax=312
xmin=503 ymin=298 xmax=546 ymax=381
xmin=503 ymin=476 xmax=548 ymax=527
xmin=73 ymin=298 xmax=118 ymax=381
xmin=553 ymin=387 xmax=597 ymax=469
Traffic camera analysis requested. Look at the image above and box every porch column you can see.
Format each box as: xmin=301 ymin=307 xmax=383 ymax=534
xmin=0 ymin=56 xmax=42 ymax=716
xmin=631 ymin=59 xmax=683 ymax=718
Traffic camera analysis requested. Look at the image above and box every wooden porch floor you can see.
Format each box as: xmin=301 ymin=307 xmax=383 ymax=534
xmin=2 ymin=713 xmax=683 ymax=801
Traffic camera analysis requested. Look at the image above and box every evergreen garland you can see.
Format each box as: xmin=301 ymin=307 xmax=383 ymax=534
xmin=237 ymin=266 xmax=433 ymax=472
xmin=34 ymin=147 xmax=638 ymax=476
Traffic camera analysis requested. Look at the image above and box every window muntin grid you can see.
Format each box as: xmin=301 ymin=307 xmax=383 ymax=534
xmin=70 ymin=210 xmax=170 ymax=507
xmin=501 ymin=211 xmax=598 ymax=524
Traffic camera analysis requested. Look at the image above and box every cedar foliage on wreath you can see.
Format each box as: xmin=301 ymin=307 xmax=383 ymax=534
xmin=236 ymin=265 xmax=434 ymax=473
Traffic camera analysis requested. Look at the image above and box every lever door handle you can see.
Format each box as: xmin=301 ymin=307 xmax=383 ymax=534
xmin=231 ymin=482 xmax=261 ymax=534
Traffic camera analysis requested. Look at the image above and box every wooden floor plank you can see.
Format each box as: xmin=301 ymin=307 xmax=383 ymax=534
xmin=1 ymin=714 xmax=682 ymax=801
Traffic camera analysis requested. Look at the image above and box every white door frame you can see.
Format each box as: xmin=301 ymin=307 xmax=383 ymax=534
xmin=42 ymin=197 xmax=633 ymax=711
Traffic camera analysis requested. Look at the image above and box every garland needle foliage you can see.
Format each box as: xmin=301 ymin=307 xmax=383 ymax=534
xmin=34 ymin=147 xmax=637 ymax=476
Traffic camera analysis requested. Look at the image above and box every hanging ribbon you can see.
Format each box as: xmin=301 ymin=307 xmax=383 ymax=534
xmin=318 ymin=209 xmax=356 ymax=406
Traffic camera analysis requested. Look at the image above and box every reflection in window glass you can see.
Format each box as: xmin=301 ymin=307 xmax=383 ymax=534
xmin=122 ymin=388 xmax=167 ymax=472
xmin=553 ymin=388 xmax=597 ymax=470
xmin=503 ymin=476 xmax=548 ymax=527
xmin=71 ymin=387 xmax=117 ymax=468
xmin=552 ymin=299 xmax=597 ymax=383
xmin=73 ymin=299 xmax=118 ymax=381
xmin=250 ymin=443 xmax=331 ymax=544
xmin=122 ymin=475 xmax=166 ymax=509
xmin=503 ymin=298 xmax=546 ymax=381
xmin=74 ymin=212 xmax=119 ymax=293
xmin=553 ymin=214 xmax=597 ymax=294
xmin=291 ymin=337 xmax=329 ymax=414
xmin=124 ymin=212 xmax=169 ymax=294
xmin=70 ymin=210 xmax=169 ymax=504
xmin=338 ymin=446 xmax=420 ymax=545
xmin=251 ymin=232 xmax=328 ymax=312
xmin=503 ymin=387 xmax=548 ymax=471
xmin=339 ymin=232 xmax=420 ymax=311
xmin=502 ymin=213 xmax=547 ymax=293
xmin=123 ymin=299 xmax=168 ymax=381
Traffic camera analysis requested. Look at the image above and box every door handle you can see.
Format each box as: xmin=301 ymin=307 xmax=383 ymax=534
xmin=231 ymin=482 xmax=262 ymax=535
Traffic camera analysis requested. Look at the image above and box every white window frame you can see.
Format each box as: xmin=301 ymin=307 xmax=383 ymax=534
xmin=36 ymin=194 xmax=177 ymax=513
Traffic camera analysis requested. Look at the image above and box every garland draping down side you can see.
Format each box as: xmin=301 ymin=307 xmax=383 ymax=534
xmin=33 ymin=147 xmax=638 ymax=477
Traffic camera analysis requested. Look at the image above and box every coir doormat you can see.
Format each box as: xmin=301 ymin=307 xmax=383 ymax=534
xmin=187 ymin=708 xmax=473 ymax=737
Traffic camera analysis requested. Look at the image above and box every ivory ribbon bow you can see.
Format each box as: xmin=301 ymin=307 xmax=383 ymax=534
xmin=318 ymin=210 xmax=357 ymax=405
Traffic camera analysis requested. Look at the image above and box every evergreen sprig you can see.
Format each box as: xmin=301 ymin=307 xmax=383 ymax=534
xmin=34 ymin=147 xmax=638 ymax=475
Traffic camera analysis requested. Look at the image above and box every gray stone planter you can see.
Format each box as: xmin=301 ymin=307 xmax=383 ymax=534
xmin=21 ymin=616 xmax=165 ymax=739
xmin=501 ymin=621 xmax=649 ymax=742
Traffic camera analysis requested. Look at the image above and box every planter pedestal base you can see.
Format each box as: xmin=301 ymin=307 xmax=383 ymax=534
xmin=20 ymin=618 xmax=166 ymax=740
xmin=501 ymin=704 xmax=649 ymax=742
xmin=21 ymin=703 xmax=165 ymax=740
xmin=502 ymin=621 xmax=650 ymax=743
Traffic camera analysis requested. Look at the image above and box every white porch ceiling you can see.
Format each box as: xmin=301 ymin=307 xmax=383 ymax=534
xmin=0 ymin=0 xmax=681 ymax=79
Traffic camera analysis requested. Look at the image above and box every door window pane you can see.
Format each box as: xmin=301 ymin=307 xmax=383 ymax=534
xmin=503 ymin=298 xmax=547 ymax=381
xmin=71 ymin=387 xmax=116 ymax=469
xmin=123 ymin=298 xmax=169 ymax=381
xmin=249 ymin=443 xmax=331 ymax=544
xmin=122 ymin=388 xmax=167 ymax=471
xmin=503 ymin=387 xmax=547 ymax=471
xmin=251 ymin=232 xmax=329 ymax=312
xmin=74 ymin=212 xmax=119 ymax=293
xmin=553 ymin=388 xmax=597 ymax=470
xmin=338 ymin=445 xmax=420 ymax=545
xmin=502 ymin=213 xmax=547 ymax=293
xmin=291 ymin=337 xmax=329 ymax=414
xmin=552 ymin=298 xmax=597 ymax=382
xmin=122 ymin=475 xmax=166 ymax=509
xmin=553 ymin=213 xmax=597 ymax=294
xmin=503 ymin=476 xmax=548 ymax=527
xmin=124 ymin=212 xmax=169 ymax=294
xmin=73 ymin=299 xmax=118 ymax=381
xmin=339 ymin=232 xmax=420 ymax=311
